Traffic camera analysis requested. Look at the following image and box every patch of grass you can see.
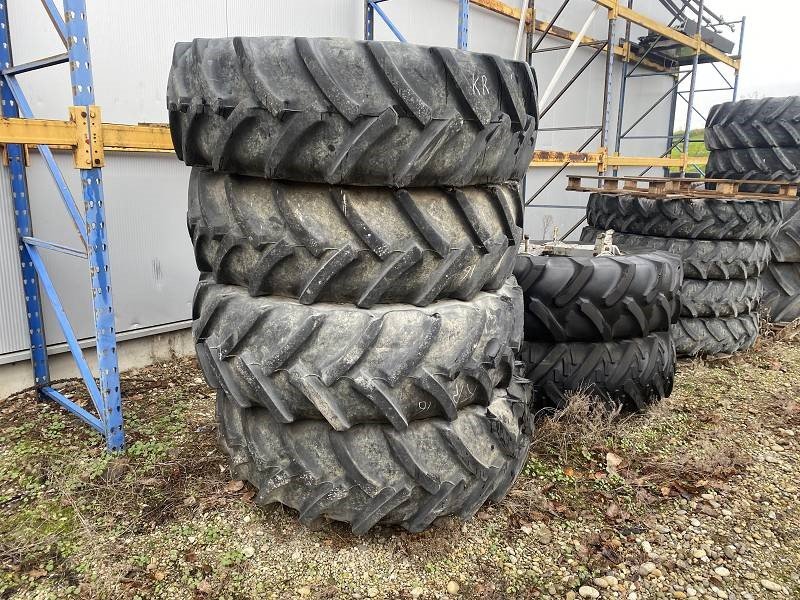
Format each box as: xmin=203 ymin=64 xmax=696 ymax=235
xmin=671 ymin=128 xmax=709 ymax=159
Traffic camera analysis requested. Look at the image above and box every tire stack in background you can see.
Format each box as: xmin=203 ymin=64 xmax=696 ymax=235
xmin=580 ymin=193 xmax=781 ymax=356
xmin=705 ymin=96 xmax=800 ymax=324
xmin=168 ymin=36 xmax=540 ymax=533
xmin=514 ymin=248 xmax=682 ymax=412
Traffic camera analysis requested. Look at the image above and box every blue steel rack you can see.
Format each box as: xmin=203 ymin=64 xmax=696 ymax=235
xmin=0 ymin=0 xmax=124 ymax=451
xmin=365 ymin=0 xmax=471 ymax=48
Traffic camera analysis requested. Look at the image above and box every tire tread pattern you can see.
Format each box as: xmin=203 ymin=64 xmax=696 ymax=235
xmin=194 ymin=279 xmax=523 ymax=431
xmin=671 ymin=313 xmax=760 ymax=357
xmin=586 ymin=193 xmax=782 ymax=240
xmin=706 ymin=147 xmax=800 ymax=192
xmin=216 ymin=377 xmax=533 ymax=534
xmin=679 ymin=278 xmax=762 ymax=318
xmin=519 ymin=333 xmax=675 ymax=412
xmin=761 ymin=263 xmax=800 ymax=323
xmin=705 ymin=97 xmax=800 ymax=150
xmin=580 ymin=227 xmax=771 ymax=280
xmin=168 ymin=37 xmax=539 ymax=186
xmin=514 ymin=251 xmax=682 ymax=342
xmin=189 ymin=169 xmax=523 ymax=307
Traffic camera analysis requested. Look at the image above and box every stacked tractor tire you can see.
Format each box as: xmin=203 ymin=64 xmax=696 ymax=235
xmin=168 ymin=36 xmax=540 ymax=533
xmin=580 ymin=193 xmax=780 ymax=356
xmin=705 ymin=96 xmax=800 ymax=323
xmin=513 ymin=248 xmax=682 ymax=411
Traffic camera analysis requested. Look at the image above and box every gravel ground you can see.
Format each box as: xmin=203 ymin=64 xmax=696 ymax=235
xmin=0 ymin=329 xmax=798 ymax=599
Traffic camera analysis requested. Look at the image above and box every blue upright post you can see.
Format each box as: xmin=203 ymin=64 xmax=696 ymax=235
xmin=364 ymin=0 xmax=374 ymax=40
xmin=458 ymin=0 xmax=469 ymax=49
xmin=0 ymin=2 xmax=50 ymax=391
xmin=63 ymin=0 xmax=124 ymax=451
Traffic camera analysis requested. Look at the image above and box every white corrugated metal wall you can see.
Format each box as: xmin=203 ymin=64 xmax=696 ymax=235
xmin=0 ymin=0 xmax=703 ymax=362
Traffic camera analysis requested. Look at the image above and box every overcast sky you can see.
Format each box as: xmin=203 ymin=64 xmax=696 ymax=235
xmin=680 ymin=0 xmax=800 ymax=128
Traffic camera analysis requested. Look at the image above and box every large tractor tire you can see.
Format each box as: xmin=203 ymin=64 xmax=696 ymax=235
xmin=761 ymin=263 xmax=800 ymax=323
xmin=513 ymin=251 xmax=682 ymax=343
xmin=193 ymin=278 xmax=523 ymax=432
xmin=519 ymin=332 xmax=675 ymax=412
xmin=671 ymin=313 xmax=760 ymax=357
xmin=586 ymin=193 xmax=782 ymax=240
xmin=216 ymin=376 xmax=533 ymax=534
xmin=189 ymin=169 xmax=522 ymax=307
xmin=705 ymin=96 xmax=800 ymax=150
xmin=168 ymin=37 xmax=539 ymax=187
xmin=679 ymin=278 xmax=762 ymax=319
xmin=580 ymin=227 xmax=771 ymax=280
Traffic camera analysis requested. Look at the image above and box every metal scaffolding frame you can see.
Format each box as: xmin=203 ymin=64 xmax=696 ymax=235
xmin=520 ymin=0 xmax=743 ymax=237
xmin=0 ymin=0 xmax=124 ymax=451
xmin=361 ymin=0 xmax=743 ymax=207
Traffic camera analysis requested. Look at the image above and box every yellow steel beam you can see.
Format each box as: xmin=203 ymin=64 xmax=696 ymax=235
xmin=103 ymin=123 xmax=173 ymax=152
xmin=530 ymin=150 xmax=707 ymax=168
xmin=0 ymin=117 xmax=709 ymax=171
xmin=0 ymin=116 xmax=174 ymax=153
xmin=470 ymin=0 xmax=526 ymax=21
xmin=592 ymin=0 xmax=739 ymax=69
xmin=0 ymin=116 xmax=75 ymax=146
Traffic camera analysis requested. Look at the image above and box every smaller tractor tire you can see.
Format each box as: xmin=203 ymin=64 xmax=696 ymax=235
xmin=519 ymin=332 xmax=675 ymax=412
xmin=586 ymin=193 xmax=783 ymax=240
xmin=513 ymin=251 xmax=682 ymax=342
xmin=705 ymin=96 xmax=800 ymax=150
xmin=761 ymin=263 xmax=800 ymax=323
xmin=672 ymin=313 xmax=760 ymax=357
xmin=580 ymin=227 xmax=771 ymax=280
xmin=679 ymin=278 xmax=762 ymax=319
xmin=216 ymin=376 xmax=533 ymax=534
xmin=193 ymin=278 xmax=522 ymax=431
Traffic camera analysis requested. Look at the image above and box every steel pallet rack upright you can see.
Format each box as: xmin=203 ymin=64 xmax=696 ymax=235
xmin=0 ymin=0 xmax=124 ymax=451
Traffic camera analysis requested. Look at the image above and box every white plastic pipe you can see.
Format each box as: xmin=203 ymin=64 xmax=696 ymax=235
xmin=512 ymin=0 xmax=529 ymax=60
xmin=539 ymin=4 xmax=601 ymax=106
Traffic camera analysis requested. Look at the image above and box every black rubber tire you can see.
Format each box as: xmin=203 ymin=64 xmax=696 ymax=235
xmin=672 ymin=313 xmax=760 ymax=357
xmin=519 ymin=333 xmax=675 ymax=412
xmin=216 ymin=376 xmax=533 ymax=534
xmin=580 ymin=227 xmax=771 ymax=280
xmin=771 ymin=200 xmax=800 ymax=262
xmin=761 ymin=263 xmax=800 ymax=323
xmin=168 ymin=37 xmax=538 ymax=187
xmin=705 ymin=96 xmax=800 ymax=150
xmin=586 ymin=193 xmax=783 ymax=240
xmin=188 ymin=169 xmax=522 ymax=307
xmin=513 ymin=251 xmax=682 ymax=343
xmin=705 ymin=147 xmax=800 ymax=192
xmin=193 ymin=278 xmax=523 ymax=432
xmin=680 ymin=278 xmax=762 ymax=318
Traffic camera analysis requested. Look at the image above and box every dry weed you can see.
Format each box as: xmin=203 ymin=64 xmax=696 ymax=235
xmin=531 ymin=390 xmax=626 ymax=464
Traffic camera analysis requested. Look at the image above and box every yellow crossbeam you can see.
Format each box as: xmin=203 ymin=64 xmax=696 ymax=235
xmin=0 ymin=117 xmax=173 ymax=153
xmin=0 ymin=117 xmax=707 ymax=170
xmin=592 ymin=0 xmax=739 ymax=69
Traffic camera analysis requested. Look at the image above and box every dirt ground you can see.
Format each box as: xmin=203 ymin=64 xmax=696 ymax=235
xmin=1 ymin=329 xmax=799 ymax=600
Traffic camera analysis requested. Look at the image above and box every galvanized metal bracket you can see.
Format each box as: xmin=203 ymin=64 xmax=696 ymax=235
xmin=70 ymin=104 xmax=104 ymax=168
